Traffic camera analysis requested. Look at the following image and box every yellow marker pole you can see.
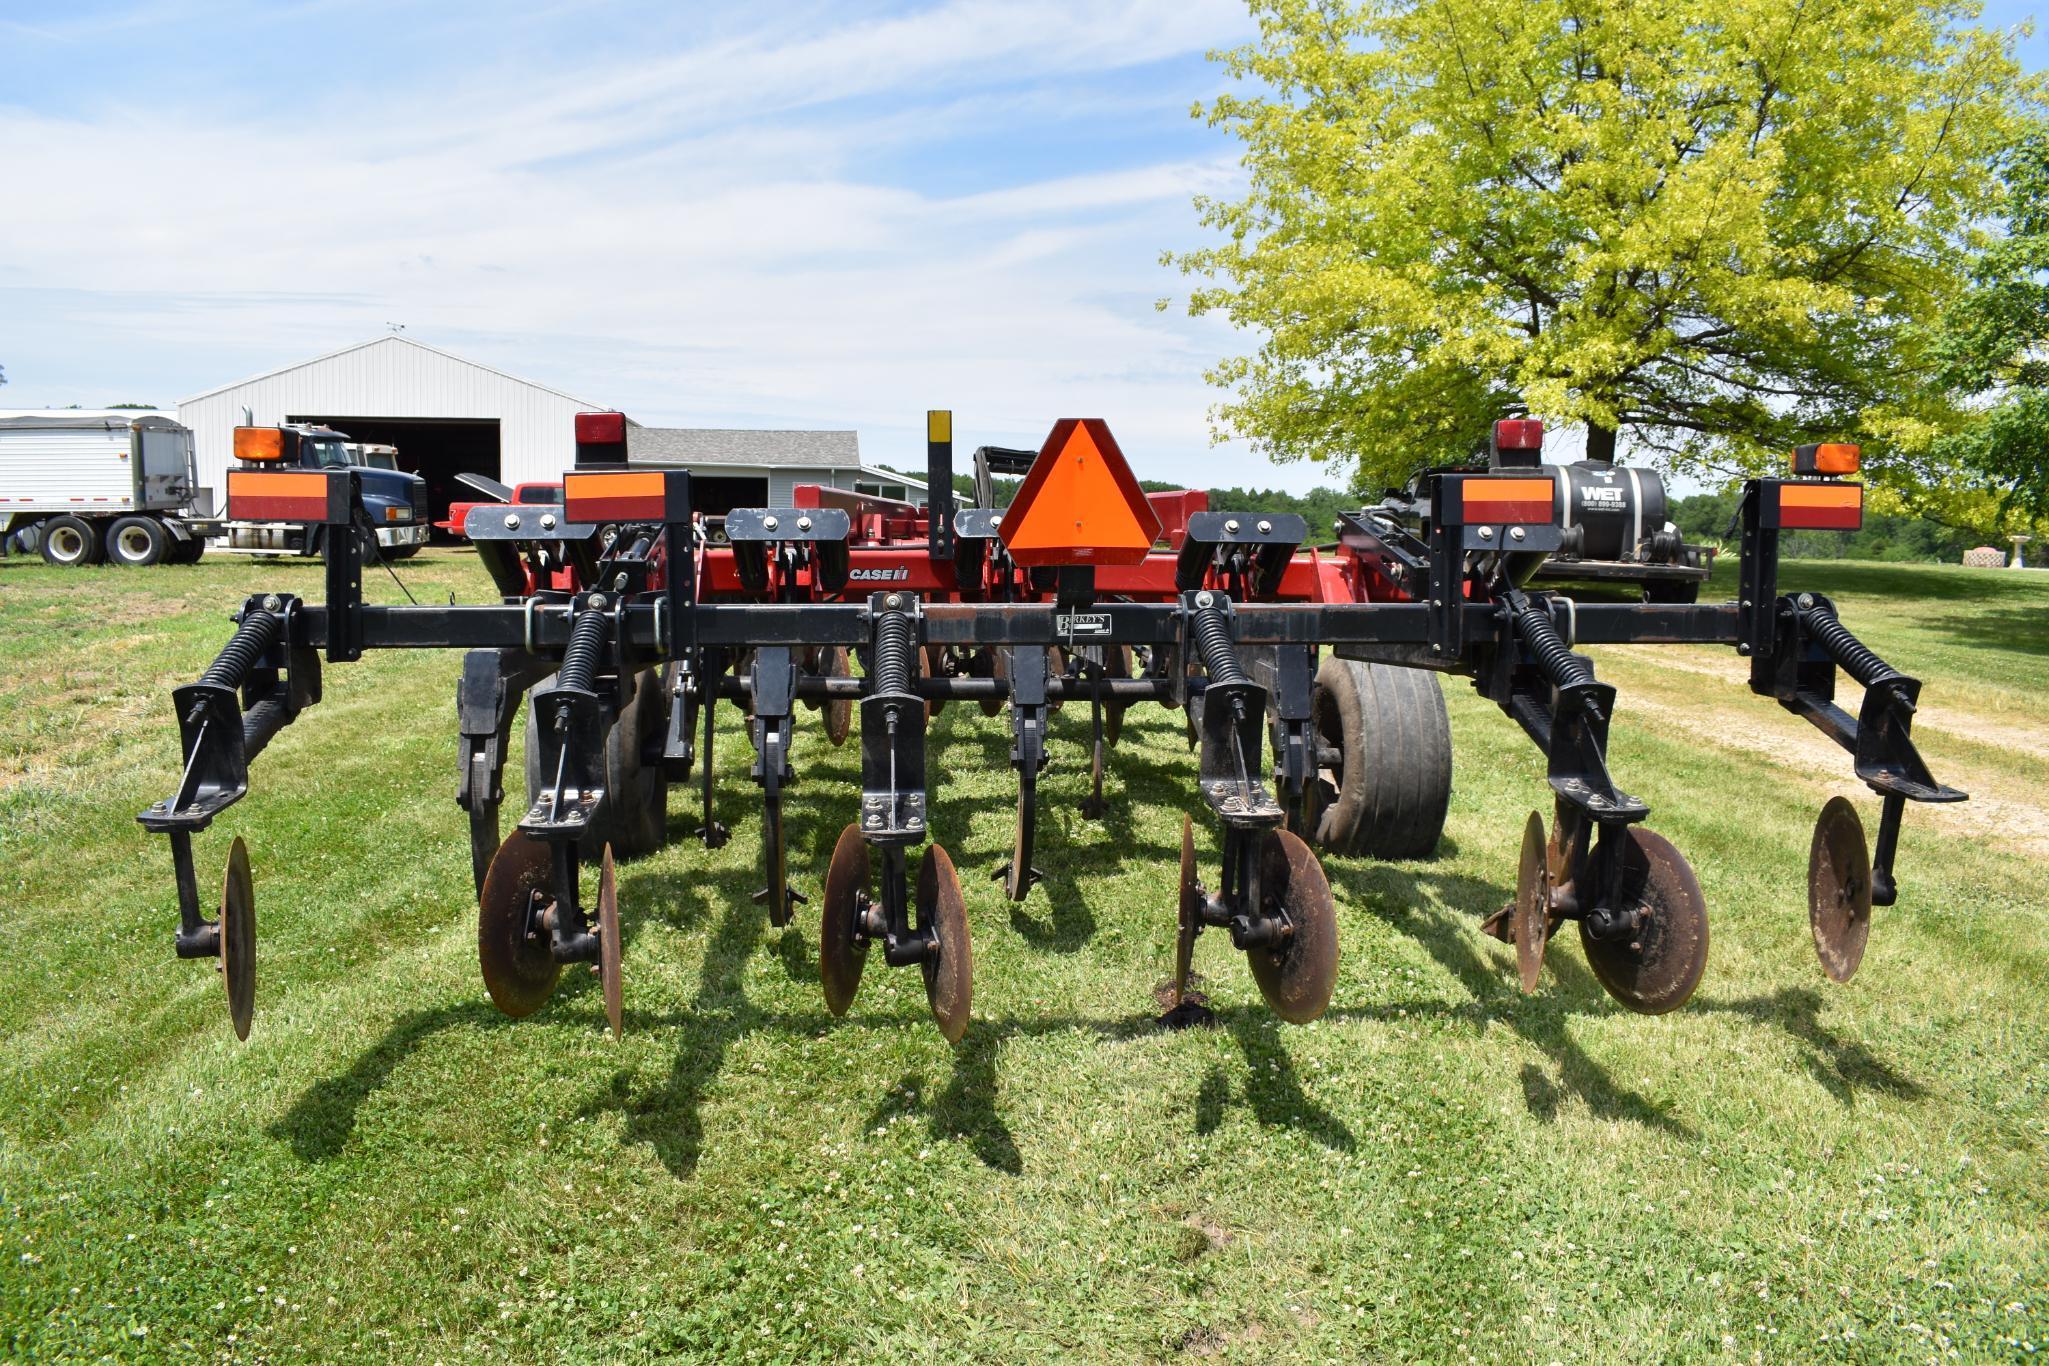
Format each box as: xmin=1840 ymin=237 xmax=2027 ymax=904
xmin=927 ymin=409 xmax=954 ymax=560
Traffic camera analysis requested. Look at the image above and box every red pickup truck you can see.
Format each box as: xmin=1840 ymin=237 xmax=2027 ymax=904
xmin=437 ymin=481 xmax=563 ymax=539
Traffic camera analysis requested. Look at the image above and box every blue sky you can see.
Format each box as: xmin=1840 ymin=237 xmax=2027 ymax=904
xmin=1 ymin=1 xmax=2044 ymax=492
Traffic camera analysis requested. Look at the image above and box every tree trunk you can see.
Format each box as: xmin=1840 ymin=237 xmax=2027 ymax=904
xmin=1585 ymin=422 xmax=1617 ymax=464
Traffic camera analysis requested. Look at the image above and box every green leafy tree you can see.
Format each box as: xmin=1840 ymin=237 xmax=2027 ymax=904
xmin=1917 ymin=135 xmax=2049 ymax=527
xmin=1172 ymin=0 xmax=2038 ymax=492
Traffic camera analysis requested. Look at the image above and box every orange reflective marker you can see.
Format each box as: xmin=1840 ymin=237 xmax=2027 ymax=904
xmin=563 ymin=470 xmax=667 ymax=524
xmin=1777 ymin=482 xmax=1863 ymax=531
xmin=1459 ymin=477 xmax=1554 ymax=525
xmin=999 ymin=418 xmax=1163 ymax=567
xmin=226 ymin=469 xmax=334 ymax=522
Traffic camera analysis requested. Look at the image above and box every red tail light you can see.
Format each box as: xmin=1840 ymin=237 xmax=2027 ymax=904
xmin=1494 ymin=419 xmax=1543 ymax=452
xmin=576 ymin=411 xmax=626 ymax=445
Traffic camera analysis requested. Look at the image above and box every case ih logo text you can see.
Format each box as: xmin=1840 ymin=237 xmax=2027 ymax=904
xmin=849 ymin=565 xmax=910 ymax=582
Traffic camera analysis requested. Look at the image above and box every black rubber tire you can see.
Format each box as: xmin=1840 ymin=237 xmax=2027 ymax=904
xmin=106 ymin=516 xmax=169 ymax=567
xmin=524 ymin=668 xmax=669 ymax=859
xmin=384 ymin=542 xmax=422 ymax=561
xmin=606 ymin=667 xmax=669 ymax=856
xmin=1643 ymin=578 xmax=1700 ymax=604
xmin=1309 ymin=656 xmax=1452 ymax=859
xmin=176 ymin=535 xmax=207 ymax=564
xmin=40 ymin=516 xmax=101 ymax=567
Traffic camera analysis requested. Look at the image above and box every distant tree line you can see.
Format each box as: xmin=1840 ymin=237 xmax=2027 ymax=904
xmin=927 ymin=466 xmax=1977 ymax=564
xmin=1670 ymin=492 xmax=1980 ymax=564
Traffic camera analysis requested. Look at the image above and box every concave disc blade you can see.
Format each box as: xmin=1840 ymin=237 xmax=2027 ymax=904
xmin=972 ymin=648 xmax=1003 ymax=718
xmin=923 ymin=645 xmax=947 ymax=717
xmin=823 ymin=647 xmax=852 ymax=747
xmin=478 ymin=830 xmax=562 ymax=1019
xmin=1578 ymin=827 xmax=1709 ymax=1015
xmin=1102 ymin=645 xmax=1130 ymax=748
xmin=1515 ymin=810 xmax=1551 ymax=992
xmin=799 ymin=645 xmax=822 ymax=712
xmin=220 ymin=836 xmax=256 ymax=1041
xmin=468 ymin=799 xmax=500 ymax=899
xmin=1173 ymin=815 xmax=1199 ymax=1006
xmin=1247 ymin=828 xmax=1339 ymax=1024
xmin=820 ymin=822 xmax=870 ymax=1016
xmin=1809 ymin=796 xmax=1872 ymax=984
xmin=1548 ymin=796 xmax=1589 ymax=891
xmin=1005 ymin=784 xmax=1036 ymax=903
xmin=763 ymin=794 xmax=792 ymax=928
xmin=919 ymin=843 xmax=973 ymax=1044
xmin=599 ymin=843 xmax=622 ymax=1037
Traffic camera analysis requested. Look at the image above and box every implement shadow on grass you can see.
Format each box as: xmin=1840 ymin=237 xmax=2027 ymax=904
xmin=1213 ymin=1011 xmax=1358 ymax=1151
xmin=1330 ymin=860 xmax=1930 ymax=1121
xmin=271 ymin=1000 xmax=506 ymax=1161
xmin=1329 ymin=861 xmax=1693 ymax=1137
xmin=860 ymin=1025 xmax=1026 ymax=1174
xmin=580 ymin=857 xmax=1142 ymax=1179
xmin=1703 ymin=987 xmax=1928 ymax=1105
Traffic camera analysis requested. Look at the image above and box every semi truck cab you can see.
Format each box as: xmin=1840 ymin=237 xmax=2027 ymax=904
xmin=221 ymin=424 xmax=429 ymax=559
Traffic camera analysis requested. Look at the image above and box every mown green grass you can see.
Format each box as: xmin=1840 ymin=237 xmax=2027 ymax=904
xmin=1 ymin=550 xmax=2045 ymax=1362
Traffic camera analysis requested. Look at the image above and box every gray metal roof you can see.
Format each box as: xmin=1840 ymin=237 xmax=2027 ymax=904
xmin=627 ymin=427 xmax=859 ymax=469
xmin=0 ymin=409 xmax=186 ymax=431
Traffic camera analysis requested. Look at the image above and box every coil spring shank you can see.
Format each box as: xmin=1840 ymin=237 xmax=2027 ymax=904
xmin=200 ymin=612 xmax=282 ymax=690
xmin=1514 ymin=601 xmax=1595 ymax=689
xmin=1192 ymin=606 xmax=1248 ymax=687
xmin=872 ymin=612 xmax=916 ymax=694
xmin=1800 ymin=602 xmax=1899 ymax=689
xmin=558 ymin=610 xmax=607 ymax=692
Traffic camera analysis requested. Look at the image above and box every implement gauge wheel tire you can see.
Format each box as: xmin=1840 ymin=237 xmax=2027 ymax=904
xmin=1643 ymin=578 xmax=1699 ymax=604
xmin=106 ymin=516 xmax=169 ymax=567
xmin=40 ymin=515 xmax=101 ymax=567
xmin=1310 ymin=657 xmax=1451 ymax=860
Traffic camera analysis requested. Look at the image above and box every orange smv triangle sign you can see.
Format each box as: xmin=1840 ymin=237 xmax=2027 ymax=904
xmin=999 ymin=418 xmax=1163 ymax=567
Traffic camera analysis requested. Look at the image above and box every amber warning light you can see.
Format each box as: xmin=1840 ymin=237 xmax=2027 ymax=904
xmin=1793 ymin=442 xmax=1860 ymax=477
xmin=233 ymin=426 xmax=284 ymax=462
xmin=998 ymin=419 xmax=1163 ymax=567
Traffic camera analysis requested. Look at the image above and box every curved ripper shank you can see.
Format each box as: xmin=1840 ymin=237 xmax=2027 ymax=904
xmin=138 ymin=413 xmax=1962 ymax=1044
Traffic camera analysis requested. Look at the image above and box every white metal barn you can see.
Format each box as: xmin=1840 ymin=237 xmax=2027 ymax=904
xmin=177 ymin=335 xmax=602 ymax=529
xmin=177 ymin=335 xmax=924 ymax=527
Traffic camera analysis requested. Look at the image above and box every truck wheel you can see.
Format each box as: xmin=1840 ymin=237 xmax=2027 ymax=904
xmin=40 ymin=516 xmax=101 ymax=567
xmin=106 ymin=516 xmax=169 ymax=567
xmin=1310 ymin=657 xmax=1452 ymax=859
xmin=169 ymin=535 xmax=206 ymax=564
xmin=1643 ymin=579 xmax=1699 ymax=604
xmin=385 ymin=544 xmax=422 ymax=561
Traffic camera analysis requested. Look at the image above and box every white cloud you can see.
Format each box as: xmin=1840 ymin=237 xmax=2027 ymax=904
xmin=0 ymin=0 xmax=1341 ymax=491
